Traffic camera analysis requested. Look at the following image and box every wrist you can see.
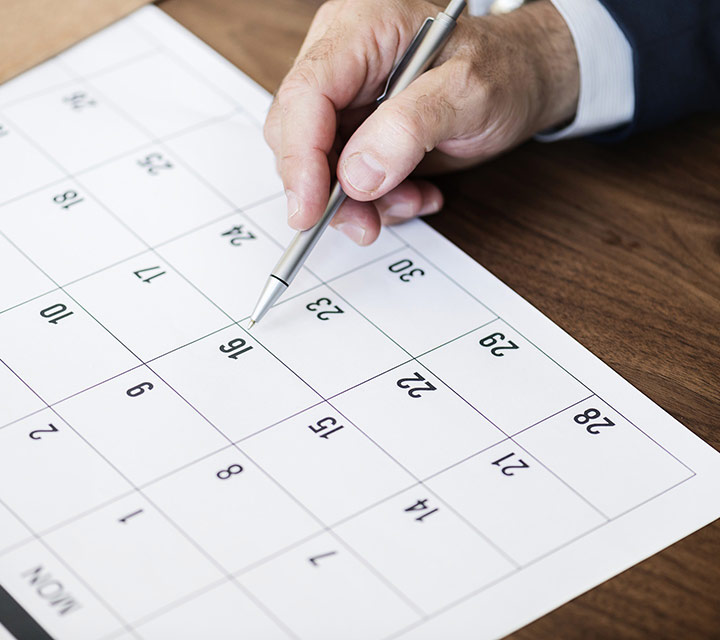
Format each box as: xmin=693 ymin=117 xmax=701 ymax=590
xmin=494 ymin=0 xmax=580 ymax=133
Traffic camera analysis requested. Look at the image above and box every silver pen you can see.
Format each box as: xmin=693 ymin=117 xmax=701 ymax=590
xmin=249 ymin=0 xmax=467 ymax=328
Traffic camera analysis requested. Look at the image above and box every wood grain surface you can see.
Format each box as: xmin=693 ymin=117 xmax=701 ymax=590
xmin=159 ymin=1 xmax=720 ymax=637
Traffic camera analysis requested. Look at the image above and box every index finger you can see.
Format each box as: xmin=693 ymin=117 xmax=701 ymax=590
xmin=270 ymin=2 xmax=413 ymax=229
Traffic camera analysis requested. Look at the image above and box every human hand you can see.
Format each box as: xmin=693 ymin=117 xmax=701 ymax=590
xmin=264 ymin=0 xmax=579 ymax=245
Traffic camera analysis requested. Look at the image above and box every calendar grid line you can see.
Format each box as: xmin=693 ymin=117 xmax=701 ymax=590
xmin=0 ymin=105 xmax=251 ymax=213
xmin=3 ymin=441 xmax=696 ymax=640
xmin=604 ymin=472 xmax=697 ymax=522
xmin=64 ymin=127 xmax=439 ymax=628
xmin=1 ymin=391 xmax=338 ymax=560
xmin=0 ymin=232 xmax=412 ymax=436
xmin=0 ymin=481 xmax=138 ymax=560
xmin=56 ymin=124 xmax=474 ymax=625
xmin=0 ymin=47 xmax=165 ymax=111
xmin=294 ymin=236 xmax=604 ymax=529
xmin=35 ymin=331 xmax=305 ymax=640
xmin=129 ymin=17 xmax=265 ymax=127
xmin=0 ymin=383 xmax=143 ymax=640
xmin=54 ymin=53 xmax=268 ymax=227
xmin=388 ymin=226 xmax=594 ymax=393
xmin=0 ymin=382 xmax=603 ymax=572
xmin=0 ymin=298 xmax=494 ymax=438
xmin=315 ymin=399 xmax=523 ymax=570
xmin=0 ymin=136 xmax=317 ymax=640
xmin=418 ymin=353 xmax=612 ymax=521
xmin=0 ymin=496 xmax=141 ymax=640
xmin=385 ymin=470 xmax=699 ymax=640
xmin=386 ymin=226 xmax=500 ymax=321
xmin=216 ymin=202 xmax=534 ymax=573
xmin=143 ymin=352 xmax=428 ymax=620
xmin=0 ymin=247 xmax=151 ymax=319
xmin=509 ymin=393 xmax=597 ymax=439
xmin=418 ymin=435 xmax=536 ymax=485
xmin=389 ymin=234 xmax=696 ymax=476
xmin=590 ymin=395 xmax=696 ymax=475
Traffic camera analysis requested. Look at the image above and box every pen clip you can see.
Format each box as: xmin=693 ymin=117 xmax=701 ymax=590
xmin=376 ymin=16 xmax=434 ymax=104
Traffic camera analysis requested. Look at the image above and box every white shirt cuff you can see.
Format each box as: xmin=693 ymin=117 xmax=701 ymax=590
xmin=538 ymin=0 xmax=635 ymax=140
xmin=469 ymin=0 xmax=635 ymax=140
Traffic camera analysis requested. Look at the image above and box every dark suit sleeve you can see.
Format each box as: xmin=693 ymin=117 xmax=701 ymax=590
xmin=596 ymin=0 xmax=720 ymax=137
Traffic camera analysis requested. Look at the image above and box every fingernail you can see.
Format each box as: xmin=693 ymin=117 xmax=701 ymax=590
xmin=379 ymin=202 xmax=415 ymax=219
xmin=286 ymin=189 xmax=300 ymax=222
xmin=419 ymin=198 xmax=442 ymax=216
xmin=336 ymin=222 xmax=367 ymax=245
xmin=343 ymin=152 xmax=386 ymax=194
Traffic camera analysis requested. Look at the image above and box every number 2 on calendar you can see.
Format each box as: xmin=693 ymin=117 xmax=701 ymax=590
xmin=479 ymin=332 xmax=519 ymax=357
xmin=306 ymin=297 xmax=344 ymax=320
xmin=574 ymin=407 xmax=615 ymax=434
xmin=492 ymin=452 xmax=530 ymax=476
xmin=396 ymin=372 xmax=437 ymax=398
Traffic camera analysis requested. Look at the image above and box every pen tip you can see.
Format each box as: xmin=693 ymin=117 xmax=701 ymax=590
xmin=247 ymin=319 xmax=256 ymax=331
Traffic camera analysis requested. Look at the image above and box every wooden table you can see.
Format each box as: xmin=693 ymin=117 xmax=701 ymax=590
xmin=158 ymin=1 xmax=720 ymax=636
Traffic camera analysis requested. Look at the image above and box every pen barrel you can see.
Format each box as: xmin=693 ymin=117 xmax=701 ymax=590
xmin=271 ymin=181 xmax=347 ymax=284
xmin=381 ymin=11 xmax=458 ymax=102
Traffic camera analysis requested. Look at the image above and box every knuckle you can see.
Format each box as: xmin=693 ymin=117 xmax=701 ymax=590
xmin=385 ymin=106 xmax=429 ymax=153
xmin=314 ymin=0 xmax=341 ymax=21
xmin=276 ymin=64 xmax=319 ymax=105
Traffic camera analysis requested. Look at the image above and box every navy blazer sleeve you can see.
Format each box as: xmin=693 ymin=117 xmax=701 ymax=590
xmin=597 ymin=0 xmax=720 ymax=137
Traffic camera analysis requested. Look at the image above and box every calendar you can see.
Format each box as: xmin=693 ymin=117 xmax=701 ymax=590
xmin=0 ymin=7 xmax=718 ymax=640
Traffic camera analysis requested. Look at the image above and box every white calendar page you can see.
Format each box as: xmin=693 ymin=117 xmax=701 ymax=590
xmin=0 ymin=7 xmax=718 ymax=640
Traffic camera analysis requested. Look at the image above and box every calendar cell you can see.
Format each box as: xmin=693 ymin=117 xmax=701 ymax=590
xmin=426 ymin=441 xmax=606 ymax=565
xmin=0 ymin=119 xmax=65 ymax=204
xmin=332 ymin=249 xmax=496 ymax=355
xmin=66 ymin=254 xmax=229 ymax=361
xmin=335 ymin=487 xmax=514 ymax=613
xmin=242 ymin=532 xmax=419 ymax=640
xmin=242 ymin=404 xmax=415 ymax=524
xmin=164 ymin=113 xmax=283 ymax=209
xmin=0 ymin=409 xmax=130 ymax=532
xmin=159 ymin=212 xmax=321 ymax=320
xmin=144 ymin=449 xmax=320 ymax=573
xmin=332 ymin=363 xmax=505 ymax=479
xmin=0 ymin=361 xmax=44 ymax=428
xmin=56 ymin=370 xmax=228 ymax=487
xmin=91 ymin=54 xmax=235 ymax=139
xmin=0 ymin=182 xmax=145 ymax=284
xmin=4 ymin=83 xmax=147 ymax=173
xmin=252 ymin=285 xmax=408 ymax=398
xmin=80 ymin=145 xmax=232 ymax=246
xmin=0 ymin=539 xmax=122 ymax=640
xmin=0 ymin=502 xmax=30 ymax=554
xmin=0 ymin=234 xmax=55 ymax=313
xmin=0 ymin=60 xmax=74 ymax=106
xmin=44 ymin=494 xmax=223 ymax=622
xmin=59 ymin=18 xmax=156 ymax=77
xmin=514 ymin=397 xmax=692 ymax=518
xmin=244 ymin=195 xmax=405 ymax=282
xmin=135 ymin=581 xmax=289 ymax=639
xmin=151 ymin=325 xmax=320 ymax=441
xmin=0 ymin=291 xmax=138 ymax=403
xmin=419 ymin=319 xmax=590 ymax=435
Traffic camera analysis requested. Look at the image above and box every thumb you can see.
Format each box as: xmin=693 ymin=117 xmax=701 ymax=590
xmin=337 ymin=60 xmax=471 ymax=202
